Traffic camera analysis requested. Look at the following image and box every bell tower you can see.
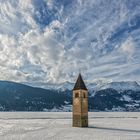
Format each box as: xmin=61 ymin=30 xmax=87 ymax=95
xmin=72 ymin=73 xmax=88 ymax=127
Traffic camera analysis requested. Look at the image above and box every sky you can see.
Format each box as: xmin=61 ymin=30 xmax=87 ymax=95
xmin=0 ymin=0 xmax=140 ymax=86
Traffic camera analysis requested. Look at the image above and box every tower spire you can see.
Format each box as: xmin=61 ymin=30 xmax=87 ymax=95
xmin=73 ymin=73 xmax=87 ymax=90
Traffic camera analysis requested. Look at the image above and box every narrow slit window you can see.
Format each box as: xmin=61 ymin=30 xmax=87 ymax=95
xmin=83 ymin=93 xmax=86 ymax=98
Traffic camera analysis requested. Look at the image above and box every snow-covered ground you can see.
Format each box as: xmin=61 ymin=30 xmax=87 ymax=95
xmin=0 ymin=112 xmax=140 ymax=140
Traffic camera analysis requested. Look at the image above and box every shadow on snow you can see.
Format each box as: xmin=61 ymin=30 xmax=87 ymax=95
xmin=88 ymin=126 xmax=140 ymax=133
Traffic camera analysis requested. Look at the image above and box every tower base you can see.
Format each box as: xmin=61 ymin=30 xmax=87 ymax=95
xmin=73 ymin=115 xmax=88 ymax=127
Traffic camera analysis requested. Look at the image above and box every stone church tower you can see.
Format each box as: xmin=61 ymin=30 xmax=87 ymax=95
xmin=72 ymin=73 xmax=88 ymax=127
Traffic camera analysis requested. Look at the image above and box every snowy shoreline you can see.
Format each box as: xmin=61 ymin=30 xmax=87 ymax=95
xmin=0 ymin=112 xmax=140 ymax=119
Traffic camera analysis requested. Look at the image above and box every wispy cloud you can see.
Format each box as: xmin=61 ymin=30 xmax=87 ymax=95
xmin=0 ymin=0 xmax=140 ymax=86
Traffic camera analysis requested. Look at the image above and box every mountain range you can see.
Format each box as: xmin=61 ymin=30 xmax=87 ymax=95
xmin=0 ymin=80 xmax=140 ymax=111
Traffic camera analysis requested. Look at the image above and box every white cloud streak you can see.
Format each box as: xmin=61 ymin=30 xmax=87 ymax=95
xmin=0 ymin=0 xmax=140 ymax=86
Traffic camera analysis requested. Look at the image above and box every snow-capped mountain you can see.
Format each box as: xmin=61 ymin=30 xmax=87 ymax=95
xmin=23 ymin=81 xmax=75 ymax=91
xmin=35 ymin=81 xmax=140 ymax=92
xmin=94 ymin=81 xmax=140 ymax=92
xmin=43 ymin=81 xmax=74 ymax=91
xmin=0 ymin=80 xmax=140 ymax=112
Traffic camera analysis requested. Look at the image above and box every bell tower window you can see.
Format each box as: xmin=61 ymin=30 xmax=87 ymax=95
xmin=75 ymin=93 xmax=79 ymax=98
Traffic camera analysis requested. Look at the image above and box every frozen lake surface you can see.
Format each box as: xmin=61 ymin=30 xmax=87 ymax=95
xmin=0 ymin=112 xmax=140 ymax=140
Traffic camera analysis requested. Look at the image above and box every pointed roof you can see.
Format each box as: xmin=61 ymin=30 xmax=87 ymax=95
xmin=73 ymin=73 xmax=87 ymax=91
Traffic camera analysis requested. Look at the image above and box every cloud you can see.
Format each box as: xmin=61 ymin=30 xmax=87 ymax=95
xmin=0 ymin=0 xmax=140 ymax=86
xmin=119 ymin=37 xmax=135 ymax=60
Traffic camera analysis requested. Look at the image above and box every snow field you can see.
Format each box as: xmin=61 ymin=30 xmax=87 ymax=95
xmin=0 ymin=112 xmax=140 ymax=140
